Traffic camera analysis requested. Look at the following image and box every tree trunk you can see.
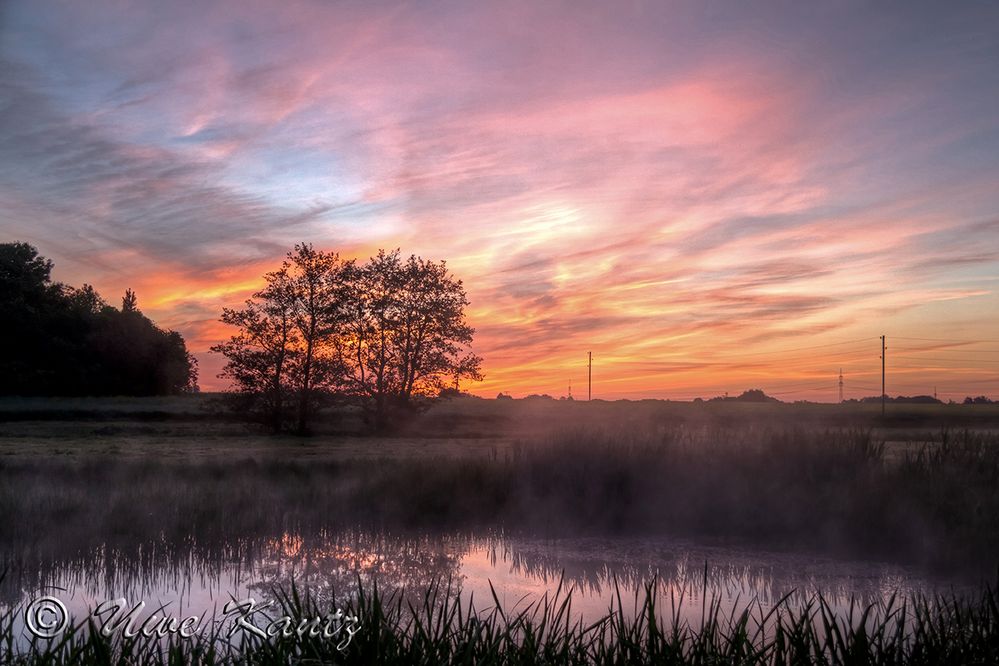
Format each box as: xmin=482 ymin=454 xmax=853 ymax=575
xmin=297 ymin=342 xmax=313 ymax=435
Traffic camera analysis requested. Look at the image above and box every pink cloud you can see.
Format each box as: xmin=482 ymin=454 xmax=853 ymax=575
xmin=3 ymin=0 xmax=998 ymax=398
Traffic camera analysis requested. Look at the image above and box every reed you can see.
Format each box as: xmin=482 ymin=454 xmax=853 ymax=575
xmin=2 ymin=575 xmax=997 ymax=664
xmin=3 ymin=427 xmax=998 ymax=571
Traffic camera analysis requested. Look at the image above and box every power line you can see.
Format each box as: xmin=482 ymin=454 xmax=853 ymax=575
xmin=737 ymin=350 xmax=876 ymax=363
xmin=564 ymin=333 xmax=997 ymax=403
xmin=757 ymin=357 xmax=875 ymax=369
xmin=891 ymin=336 xmax=999 ymax=343
xmin=894 ymin=348 xmax=999 ymax=353
xmin=748 ymin=379 xmax=853 ymax=390
xmin=927 ymin=377 xmax=999 ymax=385
xmin=720 ymin=337 xmax=878 ymax=356
xmin=607 ymin=353 xmax=876 ymax=372
xmin=768 ymin=385 xmax=838 ymax=395
xmin=894 ymin=356 xmax=999 ymax=364
xmin=710 ymin=353 xmax=878 ymax=368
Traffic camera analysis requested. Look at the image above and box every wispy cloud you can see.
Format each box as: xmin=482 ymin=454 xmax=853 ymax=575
xmin=2 ymin=0 xmax=998 ymax=399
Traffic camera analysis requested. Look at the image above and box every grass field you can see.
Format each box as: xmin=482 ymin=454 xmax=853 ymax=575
xmin=2 ymin=396 xmax=999 ymax=569
xmin=2 ymin=393 xmax=999 ymax=459
xmin=3 ymin=396 xmax=999 ymax=663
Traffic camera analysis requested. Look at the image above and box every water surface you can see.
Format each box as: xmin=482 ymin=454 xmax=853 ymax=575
xmin=2 ymin=531 xmax=973 ymax=638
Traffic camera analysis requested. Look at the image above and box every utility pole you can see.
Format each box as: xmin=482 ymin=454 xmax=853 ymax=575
xmin=587 ymin=351 xmax=592 ymax=401
xmin=880 ymin=335 xmax=886 ymax=417
xmin=838 ymin=368 xmax=844 ymax=404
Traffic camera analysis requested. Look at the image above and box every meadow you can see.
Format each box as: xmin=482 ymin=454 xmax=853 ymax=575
xmin=3 ymin=396 xmax=999 ymax=566
xmin=2 ymin=395 xmax=999 ymax=664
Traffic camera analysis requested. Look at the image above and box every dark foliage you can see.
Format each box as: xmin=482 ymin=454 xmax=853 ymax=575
xmin=708 ymin=389 xmax=780 ymax=403
xmin=856 ymin=395 xmax=943 ymax=404
xmin=0 ymin=242 xmax=198 ymax=396
xmin=212 ymin=244 xmax=482 ymax=433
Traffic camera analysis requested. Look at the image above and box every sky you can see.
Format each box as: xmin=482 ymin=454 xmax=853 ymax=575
xmin=2 ymin=0 xmax=998 ymax=401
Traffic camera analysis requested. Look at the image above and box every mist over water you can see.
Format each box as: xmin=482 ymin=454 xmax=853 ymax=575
xmin=2 ymin=398 xmax=997 ymax=651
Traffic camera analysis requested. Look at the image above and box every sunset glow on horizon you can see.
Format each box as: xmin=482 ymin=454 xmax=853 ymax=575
xmin=2 ymin=1 xmax=998 ymax=401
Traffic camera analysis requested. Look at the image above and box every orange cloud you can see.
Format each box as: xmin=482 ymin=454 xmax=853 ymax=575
xmin=3 ymin=0 xmax=998 ymax=399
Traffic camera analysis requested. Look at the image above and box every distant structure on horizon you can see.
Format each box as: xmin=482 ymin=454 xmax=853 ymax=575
xmin=588 ymin=351 xmax=593 ymax=401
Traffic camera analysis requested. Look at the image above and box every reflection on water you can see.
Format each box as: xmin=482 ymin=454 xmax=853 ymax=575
xmin=0 ymin=531 xmax=973 ymax=630
xmin=466 ymin=538 xmax=950 ymax=625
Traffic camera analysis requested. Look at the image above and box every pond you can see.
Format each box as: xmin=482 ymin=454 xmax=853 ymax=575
xmin=1 ymin=530 xmax=974 ymax=641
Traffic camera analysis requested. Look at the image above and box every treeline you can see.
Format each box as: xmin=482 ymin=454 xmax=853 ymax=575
xmin=0 ymin=242 xmax=198 ymax=396
xmin=213 ymin=244 xmax=482 ymax=433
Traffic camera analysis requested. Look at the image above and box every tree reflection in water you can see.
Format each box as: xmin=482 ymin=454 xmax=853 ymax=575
xmin=1 ymin=530 xmax=965 ymax=627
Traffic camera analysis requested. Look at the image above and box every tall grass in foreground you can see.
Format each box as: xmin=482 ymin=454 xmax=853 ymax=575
xmin=2 ymin=578 xmax=998 ymax=665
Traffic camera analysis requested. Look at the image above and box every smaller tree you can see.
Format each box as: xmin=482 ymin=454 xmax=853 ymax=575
xmin=89 ymin=291 xmax=198 ymax=395
xmin=284 ymin=244 xmax=353 ymax=434
xmin=212 ymin=268 xmax=300 ymax=431
xmin=122 ymin=288 xmax=139 ymax=313
xmin=336 ymin=250 xmax=482 ymax=430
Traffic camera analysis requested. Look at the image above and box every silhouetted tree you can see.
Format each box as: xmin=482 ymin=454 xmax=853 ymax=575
xmin=212 ymin=267 xmax=300 ymax=431
xmin=89 ymin=294 xmax=198 ymax=395
xmin=212 ymin=245 xmax=356 ymax=433
xmin=121 ymin=288 xmax=138 ymax=313
xmin=0 ymin=242 xmax=78 ymax=393
xmin=709 ymin=389 xmax=779 ymax=403
xmin=0 ymin=242 xmax=198 ymax=395
xmin=214 ymin=245 xmax=482 ymax=433
xmin=335 ymin=250 xmax=482 ymax=430
xmin=285 ymin=244 xmax=352 ymax=434
xmin=67 ymin=284 xmax=108 ymax=316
